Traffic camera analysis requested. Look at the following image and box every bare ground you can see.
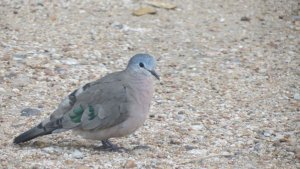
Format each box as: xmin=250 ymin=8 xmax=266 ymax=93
xmin=0 ymin=0 xmax=299 ymax=168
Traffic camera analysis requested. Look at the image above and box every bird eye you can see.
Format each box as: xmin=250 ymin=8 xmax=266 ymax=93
xmin=139 ymin=63 xmax=144 ymax=68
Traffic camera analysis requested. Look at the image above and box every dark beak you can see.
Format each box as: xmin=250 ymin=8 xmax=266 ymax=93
xmin=149 ymin=70 xmax=160 ymax=80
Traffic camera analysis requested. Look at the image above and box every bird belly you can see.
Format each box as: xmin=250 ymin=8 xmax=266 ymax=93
xmin=73 ymin=112 xmax=147 ymax=140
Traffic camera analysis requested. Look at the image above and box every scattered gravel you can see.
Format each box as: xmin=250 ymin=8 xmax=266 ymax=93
xmin=0 ymin=0 xmax=299 ymax=168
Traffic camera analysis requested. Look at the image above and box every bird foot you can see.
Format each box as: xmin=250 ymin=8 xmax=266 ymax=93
xmin=95 ymin=139 xmax=128 ymax=152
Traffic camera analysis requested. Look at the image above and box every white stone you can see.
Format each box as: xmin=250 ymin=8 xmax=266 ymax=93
xmin=71 ymin=149 xmax=84 ymax=159
xmin=61 ymin=58 xmax=79 ymax=65
xmin=191 ymin=124 xmax=204 ymax=130
xmin=188 ymin=149 xmax=207 ymax=156
xmin=293 ymin=93 xmax=300 ymax=100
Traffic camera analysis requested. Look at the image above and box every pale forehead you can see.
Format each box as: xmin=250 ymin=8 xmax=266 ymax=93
xmin=128 ymin=54 xmax=156 ymax=65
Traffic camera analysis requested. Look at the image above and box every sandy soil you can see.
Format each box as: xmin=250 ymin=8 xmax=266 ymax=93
xmin=0 ymin=0 xmax=299 ymax=168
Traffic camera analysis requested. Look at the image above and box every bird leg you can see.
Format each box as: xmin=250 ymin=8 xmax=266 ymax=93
xmin=101 ymin=139 xmax=118 ymax=149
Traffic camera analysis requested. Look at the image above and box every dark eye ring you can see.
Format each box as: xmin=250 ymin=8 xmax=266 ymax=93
xmin=139 ymin=63 xmax=144 ymax=67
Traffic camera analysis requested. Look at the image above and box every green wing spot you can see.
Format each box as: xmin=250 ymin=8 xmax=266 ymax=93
xmin=70 ymin=105 xmax=84 ymax=123
xmin=88 ymin=105 xmax=97 ymax=120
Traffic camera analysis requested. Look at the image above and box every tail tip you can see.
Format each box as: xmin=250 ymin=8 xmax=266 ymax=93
xmin=13 ymin=136 xmax=23 ymax=144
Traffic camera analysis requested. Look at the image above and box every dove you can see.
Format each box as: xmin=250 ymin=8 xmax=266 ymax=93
xmin=13 ymin=53 xmax=159 ymax=150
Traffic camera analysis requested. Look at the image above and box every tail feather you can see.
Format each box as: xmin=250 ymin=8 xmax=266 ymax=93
xmin=13 ymin=122 xmax=57 ymax=144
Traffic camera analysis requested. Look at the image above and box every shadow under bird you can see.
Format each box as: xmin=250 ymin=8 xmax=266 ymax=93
xmin=13 ymin=53 xmax=159 ymax=150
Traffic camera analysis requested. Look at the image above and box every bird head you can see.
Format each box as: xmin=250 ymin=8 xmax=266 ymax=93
xmin=127 ymin=53 xmax=160 ymax=80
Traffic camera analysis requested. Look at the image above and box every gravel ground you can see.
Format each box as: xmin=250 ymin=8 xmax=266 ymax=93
xmin=0 ymin=0 xmax=299 ymax=168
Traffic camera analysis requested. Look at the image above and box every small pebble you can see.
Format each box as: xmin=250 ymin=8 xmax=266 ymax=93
xmin=111 ymin=22 xmax=124 ymax=29
xmin=184 ymin=145 xmax=197 ymax=150
xmin=262 ymin=131 xmax=272 ymax=137
xmin=191 ymin=124 xmax=204 ymax=130
xmin=188 ymin=149 xmax=207 ymax=156
xmin=133 ymin=145 xmax=151 ymax=150
xmin=124 ymin=160 xmax=137 ymax=168
xmin=54 ymin=66 xmax=67 ymax=74
xmin=146 ymin=1 xmax=177 ymax=9
xmin=44 ymin=68 xmax=55 ymax=76
xmin=76 ymin=165 xmax=90 ymax=169
xmin=64 ymin=160 xmax=73 ymax=165
xmin=149 ymin=114 xmax=155 ymax=118
xmin=0 ymin=87 xmax=6 ymax=92
xmin=254 ymin=143 xmax=261 ymax=151
xmin=61 ymin=58 xmax=79 ymax=65
xmin=296 ymin=148 xmax=300 ymax=160
xmin=169 ymin=139 xmax=181 ymax=145
xmin=6 ymin=72 xmax=17 ymax=79
xmin=178 ymin=110 xmax=185 ymax=114
xmin=42 ymin=147 xmax=55 ymax=153
xmin=13 ymin=54 xmax=27 ymax=61
xmin=292 ymin=15 xmax=300 ymax=21
xmin=37 ymin=104 xmax=44 ymax=108
xmin=293 ymin=93 xmax=300 ymax=100
xmin=175 ymin=114 xmax=185 ymax=121
xmin=240 ymin=16 xmax=251 ymax=22
xmin=20 ymin=108 xmax=41 ymax=116
xmin=132 ymin=7 xmax=156 ymax=16
xmin=71 ymin=149 xmax=84 ymax=159
xmin=32 ymin=141 xmax=47 ymax=148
